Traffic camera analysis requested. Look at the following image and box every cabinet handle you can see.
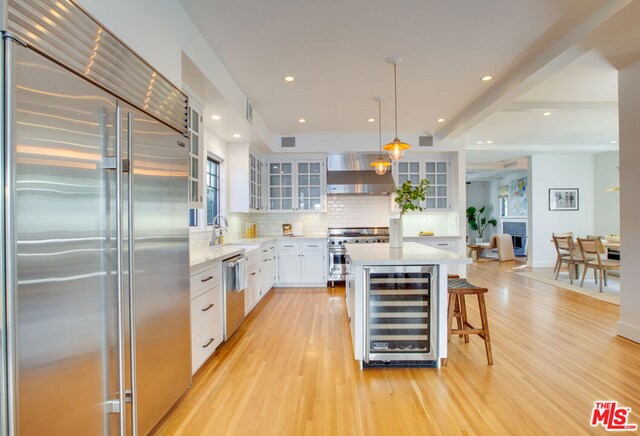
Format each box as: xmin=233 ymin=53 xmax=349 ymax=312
xmin=308 ymin=245 xmax=319 ymax=248
xmin=263 ymin=259 xmax=269 ymax=263
xmin=201 ymin=276 xmax=214 ymax=282
xmin=262 ymin=249 xmax=268 ymax=253
xmin=202 ymin=338 xmax=215 ymax=348
xmin=202 ymin=303 xmax=215 ymax=312
xmin=251 ymin=272 xmax=256 ymax=276
xmin=437 ymin=243 xmax=447 ymax=246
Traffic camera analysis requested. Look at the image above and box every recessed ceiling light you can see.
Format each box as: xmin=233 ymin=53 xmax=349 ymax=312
xmin=284 ymin=75 xmax=295 ymax=82
xmin=368 ymin=118 xmax=375 ymax=123
xmin=481 ymin=75 xmax=493 ymax=82
xmin=487 ymin=140 xmax=493 ymax=144
xmin=298 ymin=118 xmax=306 ymax=123
xmin=611 ymin=140 xmax=618 ymax=144
xmin=542 ymin=111 xmax=552 ymax=116
xmin=211 ymin=115 xmax=221 ymax=120
xmin=477 ymin=141 xmax=484 ymax=144
xmin=233 ymin=133 xmax=241 ymax=138
xmin=437 ymin=118 xmax=445 ymax=123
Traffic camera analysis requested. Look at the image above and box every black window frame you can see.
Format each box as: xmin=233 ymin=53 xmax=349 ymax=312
xmin=206 ymin=157 xmax=221 ymax=226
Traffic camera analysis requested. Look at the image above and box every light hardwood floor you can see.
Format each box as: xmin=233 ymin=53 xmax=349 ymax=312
xmin=153 ymin=261 xmax=640 ymax=435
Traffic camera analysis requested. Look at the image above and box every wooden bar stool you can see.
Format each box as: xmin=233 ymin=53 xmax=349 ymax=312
xmin=446 ymin=278 xmax=493 ymax=365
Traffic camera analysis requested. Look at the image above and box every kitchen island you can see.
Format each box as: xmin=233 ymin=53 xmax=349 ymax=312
xmin=345 ymin=242 xmax=471 ymax=369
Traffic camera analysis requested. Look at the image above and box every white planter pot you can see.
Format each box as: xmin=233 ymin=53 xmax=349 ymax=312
xmin=475 ymin=237 xmax=484 ymax=244
xmin=390 ymin=218 xmax=403 ymax=248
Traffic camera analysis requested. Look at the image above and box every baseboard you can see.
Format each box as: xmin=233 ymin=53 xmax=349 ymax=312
xmin=531 ymin=260 xmax=556 ymax=268
xmin=276 ymin=282 xmax=327 ymax=288
xmin=617 ymin=321 xmax=640 ymax=344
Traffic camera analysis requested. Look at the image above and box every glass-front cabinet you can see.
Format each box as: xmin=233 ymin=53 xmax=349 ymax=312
xmin=424 ymin=161 xmax=448 ymax=209
xmin=393 ymin=158 xmax=449 ymax=210
xmin=250 ymin=153 xmax=263 ymax=210
xmin=269 ymin=162 xmax=294 ymax=210
xmin=268 ymin=159 xmax=325 ymax=212
xmin=296 ymin=161 xmax=322 ymax=211
xmin=188 ymin=105 xmax=204 ymax=208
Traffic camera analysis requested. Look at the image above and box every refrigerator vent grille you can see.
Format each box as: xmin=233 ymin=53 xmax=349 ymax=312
xmin=7 ymin=0 xmax=189 ymax=134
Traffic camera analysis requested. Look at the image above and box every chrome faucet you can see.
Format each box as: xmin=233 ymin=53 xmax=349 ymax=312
xmin=210 ymin=214 xmax=229 ymax=246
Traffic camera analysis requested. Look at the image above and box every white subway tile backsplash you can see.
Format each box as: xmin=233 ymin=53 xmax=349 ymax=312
xmin=228 ymin=195 xmax=458 ymax=237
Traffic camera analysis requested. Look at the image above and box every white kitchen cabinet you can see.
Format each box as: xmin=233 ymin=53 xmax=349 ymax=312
xmin=228 ymin=144 xmax=265 ymax=213
xmin=276 ymin=240 xmax=326 ymax=287
xmin=277 ymin=250 xmax=300 ymax=284
xmin=246 ymin=264 xmax=259 ymax=315
xmin=189 ymin=261 xmax=223 ymax=374
xmin=393 ymin=158 xmax=450 ymax=210
xmin=301 ymin=251 xmax=325 ymax=283
xmin=267 ymin=159 xmax=325 ymax=212
xmin=188 ymin=102 xmax=204 ymax=209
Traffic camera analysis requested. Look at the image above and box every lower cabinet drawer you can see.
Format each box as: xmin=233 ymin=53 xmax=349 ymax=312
xmin=191 ymin=285 xmax=222 ymax=337
xmin=191 ymin=317 xmax=223 ymax=374
xmin=191 ymin=264 xmax=221 ymax=299
xmin=426 ymin=240 xmax=458 ymax=251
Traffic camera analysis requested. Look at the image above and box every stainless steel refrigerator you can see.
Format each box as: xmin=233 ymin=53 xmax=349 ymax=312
xmin=2 ymin=0 xmax=192 ymax=434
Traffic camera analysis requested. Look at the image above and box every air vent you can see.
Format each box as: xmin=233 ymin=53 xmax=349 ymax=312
xmin=281 ymin=137 xmax=296 ymax=148
xmin=419 ymin=135 xmax=433 ymax=147
xmin=246 ymin=99 xmax=253 ymax=124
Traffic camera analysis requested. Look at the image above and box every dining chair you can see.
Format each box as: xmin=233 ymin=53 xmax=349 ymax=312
xmin=552 ymin=235 xmax=584 ymax=284
xmin=552 ymin=232 xmax=574 ymax=274
xmin=577 ymin=238 xmax=620 ymax=292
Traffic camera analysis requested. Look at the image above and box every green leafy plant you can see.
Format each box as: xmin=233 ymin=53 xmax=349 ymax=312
xmin=466 ymin=206 xmax=497 ymax=239
xmin=395 ymin=179 xmax=430 ymax=218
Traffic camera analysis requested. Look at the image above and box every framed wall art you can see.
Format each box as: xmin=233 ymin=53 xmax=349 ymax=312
xmin=549 ymin=188 xmax=579 ymax=211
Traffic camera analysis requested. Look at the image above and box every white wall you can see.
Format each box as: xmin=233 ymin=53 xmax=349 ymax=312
xmin=618 ymin=59 xmax=640 ymax=344
xmin=594 ymin=151 xmax=620 ymax=236
xmin=529 ymin=154 xmax=595 ymax=267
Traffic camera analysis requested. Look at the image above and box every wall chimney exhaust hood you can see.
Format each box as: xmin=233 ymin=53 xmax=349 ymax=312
xmin=326 ymin=154 xmax=396 ymax=195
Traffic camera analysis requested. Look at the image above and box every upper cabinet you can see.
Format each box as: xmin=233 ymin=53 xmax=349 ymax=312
xmin=268 ymin=159 xmax=325 ymax=212
xmin=394 ymin=158 xmax=450 ymax=210
xmin=188 ymin=104 xmax=204 ymax=209
xmin=249 ymin=154 xmax=264 ymax=211
xmin=228 ymin=143 xmax=265 ymax=213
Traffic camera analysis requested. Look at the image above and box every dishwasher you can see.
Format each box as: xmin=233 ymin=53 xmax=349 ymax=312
xmin=223 ymin=254 xmax=248 ymax=340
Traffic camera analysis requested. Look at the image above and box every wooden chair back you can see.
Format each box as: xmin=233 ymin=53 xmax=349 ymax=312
xmin=553 ymin=235 xmax=581 ymax=262
xmin=577 ymin=238 xmax=603 ymax=265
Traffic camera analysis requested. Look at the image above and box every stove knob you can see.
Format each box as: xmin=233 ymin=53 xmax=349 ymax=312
xmin=338 ymin=241 xmax=343 ymax=245
xmin=355 ymin=240 xmax=359 ymax=243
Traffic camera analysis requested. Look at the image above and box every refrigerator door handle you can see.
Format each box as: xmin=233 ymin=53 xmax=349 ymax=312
xmin=126 ymin=111 xmax=139 ymax=436
xmin=115 ymin=103 xmax=127 ymax=436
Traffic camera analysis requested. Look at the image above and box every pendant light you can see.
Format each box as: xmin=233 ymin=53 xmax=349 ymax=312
xmin=383 ymin=56 xmax=411 ymax=160
xmin=370 ymin=97 xmax=391 ymax=175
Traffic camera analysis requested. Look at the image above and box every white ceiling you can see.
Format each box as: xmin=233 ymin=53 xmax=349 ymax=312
xmin=465 ymin=49 xmax=619 ymax=150
xmin=178 ymin=0 xmax=606 ymax=137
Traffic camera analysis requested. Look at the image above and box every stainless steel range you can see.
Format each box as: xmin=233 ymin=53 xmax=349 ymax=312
xmin=328 ymin=227 xmax=389 ymax=285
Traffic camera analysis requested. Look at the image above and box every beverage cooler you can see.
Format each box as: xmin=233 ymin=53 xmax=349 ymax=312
xmin=363 ymin=265 xmax=438 ymax=367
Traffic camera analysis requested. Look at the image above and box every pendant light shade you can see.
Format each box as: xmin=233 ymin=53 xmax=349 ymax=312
xmin=369 ymin=96 xmax=391 ymax=175
xmin=383 ymin=57 xmax=411 ymax=161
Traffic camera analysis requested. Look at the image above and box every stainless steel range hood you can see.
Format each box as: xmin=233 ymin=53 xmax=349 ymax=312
xmin=327 ymin=154 xmax=396 ymax=195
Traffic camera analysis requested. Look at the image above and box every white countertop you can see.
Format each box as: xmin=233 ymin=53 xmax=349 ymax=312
xmin=189 ymin=241 xmax=246 ymax=269
xmin=403 ymin=235 xmax=462 ymax=240
xmin=226 ymin=235 xmax=327 ymax=245
xmin=346 ymin=242 xmax=471 ymax=266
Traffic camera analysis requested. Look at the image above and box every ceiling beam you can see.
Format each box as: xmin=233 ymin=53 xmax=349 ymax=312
xmin=436 ymin=0 xmax=634 ymax=141
xmin=504 ymin=101 xmax=618 ymax=112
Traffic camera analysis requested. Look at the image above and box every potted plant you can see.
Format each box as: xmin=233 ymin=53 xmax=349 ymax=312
xmin=466 ymin=206 xmax=497 ymax=243
xmin=391 ymin=179 xmax=430 ymax=247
